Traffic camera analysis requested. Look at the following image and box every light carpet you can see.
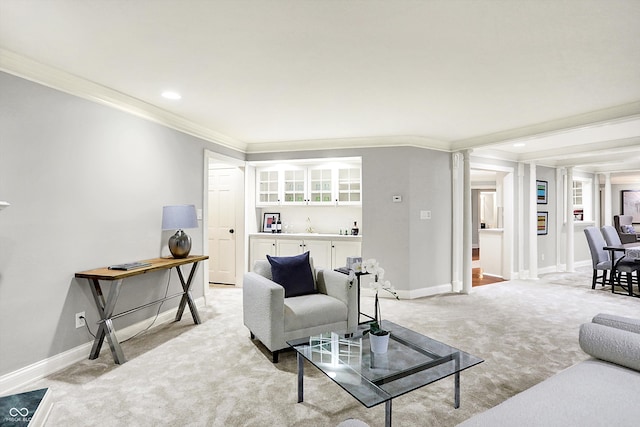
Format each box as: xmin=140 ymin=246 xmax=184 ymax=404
xmin=20 ymin=267 xmax=640 ymax=426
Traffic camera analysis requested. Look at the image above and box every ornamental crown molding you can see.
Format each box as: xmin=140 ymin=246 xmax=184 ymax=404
xmin=0 ymin=49 xmax=247 ymax=153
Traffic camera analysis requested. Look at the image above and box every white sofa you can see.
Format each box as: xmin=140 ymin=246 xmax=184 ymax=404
xmin=243 ymin=258 xmax=358 ymax=362
xmin=459 ymin=313 xmax=640 ymax=426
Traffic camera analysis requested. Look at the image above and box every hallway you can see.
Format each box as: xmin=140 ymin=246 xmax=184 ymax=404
xmin=472 ymin=248 xmax=505 ymax=287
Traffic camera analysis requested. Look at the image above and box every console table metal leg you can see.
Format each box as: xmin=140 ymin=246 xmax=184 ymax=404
xmin=88 ymin=278 xmax=126 ymax=364
xmin=175 ymin=262 xmax=202 ymax=324
xmin=297 ymin=352 xmax=304 ymax=403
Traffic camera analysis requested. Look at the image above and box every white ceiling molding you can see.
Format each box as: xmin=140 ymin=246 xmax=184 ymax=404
xmin=0 ymin=49 xmax=247 ymax=153
xmin=451 ymin=103 xmax=640 ymax=151
xmin=244 ymin=135 xmax=452 ymax=154
xmin=517 ymin=137 xmax=640 ymax=163
xmin=609 ymin=173 xmax=640 ymax=185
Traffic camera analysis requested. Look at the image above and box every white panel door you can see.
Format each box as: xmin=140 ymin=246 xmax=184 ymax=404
xmin=209 ymin=168 xmax=240 ymax=284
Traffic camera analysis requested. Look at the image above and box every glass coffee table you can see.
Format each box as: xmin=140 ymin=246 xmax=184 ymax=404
xmin=287 ymin=320 xmax=483 ymax=427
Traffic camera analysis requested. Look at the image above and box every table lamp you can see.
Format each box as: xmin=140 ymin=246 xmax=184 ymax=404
xmin=162 ymin=204 xmax=198 ymax=258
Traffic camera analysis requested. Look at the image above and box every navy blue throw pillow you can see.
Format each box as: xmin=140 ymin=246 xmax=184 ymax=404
xmin=266 ymin=252 xmax=316 ymax=298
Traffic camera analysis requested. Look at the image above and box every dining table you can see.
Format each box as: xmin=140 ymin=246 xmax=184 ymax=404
xmin=602 ymin=243 xmax=640 ymax=297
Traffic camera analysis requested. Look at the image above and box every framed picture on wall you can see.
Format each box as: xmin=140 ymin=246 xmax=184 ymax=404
xmin=621 ymin=190 xmax=640 ymax=223
xmin=536 ymin=180 xmax=548 ymax=204
xmin=262 ymin=212 xmax=280 ymax=232
xmin=537 ymin=211 xmax=548 ymax=235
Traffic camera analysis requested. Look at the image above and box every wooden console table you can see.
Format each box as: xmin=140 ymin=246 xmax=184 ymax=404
xmin=75 ymin=255 xmax=208 ymax=364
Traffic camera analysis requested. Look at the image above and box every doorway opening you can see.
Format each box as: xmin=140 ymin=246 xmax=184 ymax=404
xmin=469 ymin=165 xmax=514 ymax=287
xmin=204 ymin=151 xmax=245 ymax=287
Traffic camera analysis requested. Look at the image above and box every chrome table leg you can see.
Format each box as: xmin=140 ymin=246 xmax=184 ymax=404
xmin=175 ymin=262 xmax=202 ymax=324
xmin=385 ymin=400 xmax=392 ymax=427
xmin=88 ymin=278 xmax=126 ymax=364
xmin=297 ymin=352 xmax=304 ymax=403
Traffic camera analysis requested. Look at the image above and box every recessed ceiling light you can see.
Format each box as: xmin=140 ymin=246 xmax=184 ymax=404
xmin=513 ymin=142 xmax=526 ymax=147
xmin=161 ymin=91 xmax=182 ymax=100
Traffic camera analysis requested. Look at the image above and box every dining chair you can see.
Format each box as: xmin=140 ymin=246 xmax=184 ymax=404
xmin=600 ymin=225 xmax=640 ymax=291
xmin=583 ymin=227 xmax=612 ymax=289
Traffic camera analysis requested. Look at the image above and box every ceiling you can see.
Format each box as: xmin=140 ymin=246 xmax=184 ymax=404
xmin=1 ymin=0 xmax=639 ymax=181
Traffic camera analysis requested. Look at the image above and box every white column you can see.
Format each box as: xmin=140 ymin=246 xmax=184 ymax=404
xmin=595 ymin=174 xmax=602 ymax=227
xmin=529 ymin=163 xmax=538 ymax=279
xmin=566 ymin=167 xmax=575 ymax=272
xmin=517 ymin=163 xmax=525 ymax=278
xmin=451 ymin=152 xmax=464 ymax=293
xmin=603 ymin=173 xmax=612 ymax=226
xmin=556 ymin=168 xmax=564 ymax=272
xmin=462 ymin=150 xmax=472 ymax=294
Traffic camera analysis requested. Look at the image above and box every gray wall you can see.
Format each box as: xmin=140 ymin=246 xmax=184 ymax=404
xmin=0 ymin=72 xmax=241 ymax=376
xmin=612 ymin=183 xmax=640 ymax=217
xmin=536 ymin=166 xmax=557 ymax=269
xmin=249 ymin=146 xmax=454 ymax=292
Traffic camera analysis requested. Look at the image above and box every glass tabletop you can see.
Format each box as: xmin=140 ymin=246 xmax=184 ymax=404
xmin=287 ymin=320 xmax=483 ymax=408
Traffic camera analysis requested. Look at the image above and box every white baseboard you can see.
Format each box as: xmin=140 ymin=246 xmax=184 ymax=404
xmin=360 ymin=283 xmax=453 ymax=300
xmin=403 ymin=283 xmax=453 ymax=299
xmin=0 ymin=297 xmax=205 ymax=395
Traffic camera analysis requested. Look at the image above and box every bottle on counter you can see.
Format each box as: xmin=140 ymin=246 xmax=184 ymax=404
xmin=271 ymin=216 xmax=277 ymax=233
xmin=276 ymin=218 xmax=282 ymax=233
xmin=351 ymin=221 xmax=359 ymax=236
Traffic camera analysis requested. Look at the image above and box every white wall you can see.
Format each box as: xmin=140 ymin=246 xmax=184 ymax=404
xmin=257 ymin=206 xmax=362 ymax=235
xmin=0 ymin=72 xmax=242 ymax=378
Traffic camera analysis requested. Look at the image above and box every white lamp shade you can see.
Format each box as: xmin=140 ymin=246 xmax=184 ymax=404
xmin=162 ymin=205 xmax=198 ymax=230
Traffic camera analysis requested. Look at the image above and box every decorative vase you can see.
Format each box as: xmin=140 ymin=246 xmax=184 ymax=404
xmin=369 ymin=332 xmax=390 ymax=354
xmin=168 ymin=229 xmax=192 ymax=258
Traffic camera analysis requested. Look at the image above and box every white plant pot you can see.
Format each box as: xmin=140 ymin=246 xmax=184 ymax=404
xmin=369 ymin=332 xmax=390 ymax=354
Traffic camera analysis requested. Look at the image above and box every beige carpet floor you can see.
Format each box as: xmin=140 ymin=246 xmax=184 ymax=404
xmin=21 ymin=266 xmax=640 ymax=426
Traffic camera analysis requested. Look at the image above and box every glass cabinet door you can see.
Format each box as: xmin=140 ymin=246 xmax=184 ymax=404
xmin=283 ymin=169 xmax=307 ymax=203
xmin=309 ymin=168 xmax=333 ymax=204
xmin=257 ymin=170 xmax=280 ymax=205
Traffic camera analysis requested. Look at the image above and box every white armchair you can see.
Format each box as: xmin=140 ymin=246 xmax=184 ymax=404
xmin=242 ymin=257 xmax=358 ymax=362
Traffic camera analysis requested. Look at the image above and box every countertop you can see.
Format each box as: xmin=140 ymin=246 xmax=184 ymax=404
xmin=478 ymin=228 xmax=504 ymax=233
xmin=249 ymin=232 xmax=362 ymax=240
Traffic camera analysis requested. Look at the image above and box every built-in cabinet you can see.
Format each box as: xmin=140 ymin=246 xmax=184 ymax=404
xmin=249 ymin=234 xmax=362 ymax=271
xmin=257 ymin=163 xmax=361 ymax=207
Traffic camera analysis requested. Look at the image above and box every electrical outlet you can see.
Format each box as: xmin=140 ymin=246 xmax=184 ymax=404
xmin=420 ymin=210 xmax=432 ymax=220
xmin=75 ymin=311 xmax=86 ymax=329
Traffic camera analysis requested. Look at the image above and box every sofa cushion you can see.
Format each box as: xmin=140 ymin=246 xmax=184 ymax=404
xmin=267 ymin=251 xmax=317 ymax=298
xmin=592 ymin=313 xmax=640 ymax=334
xmin=621 ymin=224 xmax=636 ymax=234
xmin=457 ymin=359 xmax=640 ymax=426
xmin=579 ymin=322 xmax=640 ymax=371
xmin=284 ymin=293 xmax=347 ymax=332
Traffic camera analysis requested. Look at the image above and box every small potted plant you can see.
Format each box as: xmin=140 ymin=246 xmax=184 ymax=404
xmin=362 ymin=259 xmax=399 ymax=353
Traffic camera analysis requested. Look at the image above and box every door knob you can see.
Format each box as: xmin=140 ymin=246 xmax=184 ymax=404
xmin=229 ymin=229 xmax=235 ymax=234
